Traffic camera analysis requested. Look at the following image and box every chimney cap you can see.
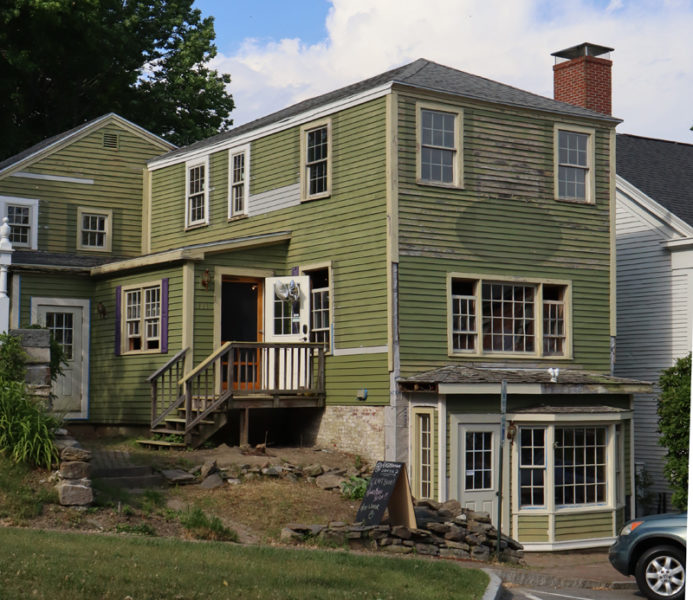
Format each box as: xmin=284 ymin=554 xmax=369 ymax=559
xmin=552 ymin=43 xmax=614 ymax=61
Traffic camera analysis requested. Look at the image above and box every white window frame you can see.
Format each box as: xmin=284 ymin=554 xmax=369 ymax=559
xmin=0 ymin=195 xmax=39 ymax=249
xmin=412 ymin=406 xmax=435 ymax=499
xmin=76 ymin=206 xmax=112 ymax=252
xmin=447 ymin=273 xmax=572 ymax=359
xmin=121 ymin=281 xmax=162 ymax=354
xmin=300 ymin=118 xmax=332 ymax=202
xmin=511 ymin=415 xmax=627 ymax=517
xmin=185 ymin=157 xmax=209 ymax=229
xmin=228 ymin=144 xmax=250 ymax=220
xmin=300 ymin=261 xmax=333 ymax=353
xmin=416 ymin=101 xmax=464 ymax=188
xmin=554 ymin=124 xmax=595 ymax=204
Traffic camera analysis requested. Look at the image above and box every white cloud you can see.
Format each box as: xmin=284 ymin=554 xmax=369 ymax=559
xmin=213 ymin=0 xmax=693 ymax=142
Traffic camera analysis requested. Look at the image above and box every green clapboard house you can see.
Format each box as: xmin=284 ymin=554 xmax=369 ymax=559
xmin=2 ymin=45 xmax=649 ymax=550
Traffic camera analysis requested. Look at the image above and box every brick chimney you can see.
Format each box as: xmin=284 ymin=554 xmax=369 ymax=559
xmin=552 ymin=43 xmax=613 ymax=115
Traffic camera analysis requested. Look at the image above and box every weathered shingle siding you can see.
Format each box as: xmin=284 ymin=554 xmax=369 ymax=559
xmin=396 ymin=91 xmax=614 ymax=374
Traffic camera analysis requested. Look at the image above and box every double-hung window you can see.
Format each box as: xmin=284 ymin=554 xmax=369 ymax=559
xmin=123 ymin=284 xmax=161 ymax=352
xmin=417 ymin=102 xmax=463 ymax=187
xmin=185 ymin=158 xmax=209 ymax=228
xmin=300 ymin=119 xmax=331 ymax=201
xmin=228 ymin=146 xmax=249 ymax=219
xmin=77 ymin=207 xmax=112 ymax=252
xmin=449 ymin=276 xmax=569 ymax=357
xmin=0 ymin=196 xmax=39 ymax=249
xmin=555 ymin=126 xmax=594 ymax=203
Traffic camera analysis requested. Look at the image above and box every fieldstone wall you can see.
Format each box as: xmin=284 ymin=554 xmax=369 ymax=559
xmin=10 ymin=328 xmax=52 ymax=407
xmin=312 ymin=405 xmax=385 ymax=462
xmin=54 ymin=430 xmax=94 ymax=506
xmin=281 ymin=499 xmax=524 ymax=564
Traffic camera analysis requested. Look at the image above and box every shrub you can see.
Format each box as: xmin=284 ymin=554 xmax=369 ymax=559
xmin=340 ymin=476 xmax=370 ymax=500
xmin=178 ymin=506 xmax=239 ymax=542
xmin=0 ymin=377 xmax=59 ymax=469
xmin=0 ymin=333 xmax=26 ymax=382
xmin=657 ymin=353 xmax=691 ymax=510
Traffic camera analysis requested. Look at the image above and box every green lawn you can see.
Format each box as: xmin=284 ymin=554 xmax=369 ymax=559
xmin=0 ymin=528 xmax=489 ymax=600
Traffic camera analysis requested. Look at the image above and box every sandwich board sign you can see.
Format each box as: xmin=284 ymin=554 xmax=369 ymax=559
xmin=355 ymin=461 xmax=416 ymax=528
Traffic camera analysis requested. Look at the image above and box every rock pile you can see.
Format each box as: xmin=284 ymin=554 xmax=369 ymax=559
xmin=161 ymin=458 xmax=365 ymax=491
xmin=280 ymin=499 xmax=524 ymax=564
xmin=54 ymin=429 xmax=94 ymax=506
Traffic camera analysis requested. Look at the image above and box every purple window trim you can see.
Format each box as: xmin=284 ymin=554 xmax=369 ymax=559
xmin=161 ymin=278 xmax=169 ymax=353
xmin=114 ymin=285 xmax=121 ymax=356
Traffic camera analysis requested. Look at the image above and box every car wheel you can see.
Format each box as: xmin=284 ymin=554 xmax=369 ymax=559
xmin=635 ymin=545 xmax=686 ymax=600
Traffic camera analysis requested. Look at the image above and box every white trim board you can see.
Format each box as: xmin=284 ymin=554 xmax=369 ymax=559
xmin=11 ymin=172 xmax=94 ymax=185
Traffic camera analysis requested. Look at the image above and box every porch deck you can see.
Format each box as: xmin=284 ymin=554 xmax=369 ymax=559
xmin=145 ymin=342 xmax=325 ymax=448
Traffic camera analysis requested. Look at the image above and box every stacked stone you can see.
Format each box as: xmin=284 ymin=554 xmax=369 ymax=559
xmin=10 ymin=328 xmax=52 ymax=408
xmin=54 ymin=432 xmax=94 ymax=506
xmin=280 ymin=500 xmax=524 ymax=565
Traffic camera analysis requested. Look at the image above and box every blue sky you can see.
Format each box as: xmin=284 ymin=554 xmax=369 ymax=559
xmin=193 ymin=0 xmax=693 ymax=143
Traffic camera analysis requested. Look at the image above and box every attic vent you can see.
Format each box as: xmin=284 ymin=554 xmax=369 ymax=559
xmin=103 ymin=133 xmax=119 ymax=149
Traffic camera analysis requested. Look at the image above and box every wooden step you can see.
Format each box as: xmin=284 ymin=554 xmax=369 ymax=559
xmin=149 ymin=427 xmax=186 ymax=436
xmin=136 ymin=439 xmax=186 ymax=449
xmin=165 ymin=416 xmax=215 ymax=426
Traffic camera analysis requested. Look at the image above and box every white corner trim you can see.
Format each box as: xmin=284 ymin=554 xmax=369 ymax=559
xmin=12 ymin=171 xmax=94 ymax=185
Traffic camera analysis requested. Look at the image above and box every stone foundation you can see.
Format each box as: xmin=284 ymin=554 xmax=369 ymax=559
xmin=313 ymin=405 xmax=385 ymax=463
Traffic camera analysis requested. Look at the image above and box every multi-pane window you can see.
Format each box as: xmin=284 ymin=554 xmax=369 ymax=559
xmin=230 ymin=151 xmax=246 ymax=217
xmin=307 ymin=269 xmax=330 ymax=345
xmin=416 ymin=412 xmax=433 ymax=498
xmin=305 ymin=125 xmax=329 ymax=197
xmin=81 ymin=213 xmax=106 ymax=248
xmin=465 ymin=431 xmax=493 ymax=490
xmin=482 ymin=283 xmax=535 ymax=353
xmin=452 ymin=280 xmax=476 ymax=351
xmin=7 ymin=205 xmax=30 ymax=246
xmin=187 ymin=163 xmax=207 ymax=226
xmin=421 ymin=109 xmax=456 ymax=183
xmin=554 ymin=427 xmax=607 ymax=506
xmin=45 ymin=312 xmax=73 ymax=360
xmin=450 ymin=277 xmax=569 ymax=357
xmin=125 ymin=285 xmax=161 ymax=351
xmin=519 ymin=428 xmax=545 ymax=507
xmin=543 ymin=285 xmax=566 ymax=355
xmin=273 ymin=284 xmax=301 ymax=336
xmin=557 ymin=130 xmax=590 ymax=202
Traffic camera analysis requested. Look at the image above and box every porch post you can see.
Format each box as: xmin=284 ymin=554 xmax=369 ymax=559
xmin=0 ymin=218 xmax=14 ymax=334
xmin=240 ymin=408 xmax=249 ymax=446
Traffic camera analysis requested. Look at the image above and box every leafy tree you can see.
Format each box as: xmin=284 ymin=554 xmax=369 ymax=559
xmin=657 ymin=353 xmax=691 ymax=509
xmin=0 ymin=0 xmax=234 ymax=158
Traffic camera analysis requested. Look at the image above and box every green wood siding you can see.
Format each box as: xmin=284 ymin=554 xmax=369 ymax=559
xmin=88 ymin=267 xmax=183 ymax=424
xmin=517 ymin=514 xmax=549 ymax=542
xmin=395 ymin=91 xmax=614 ymax=375
xmin=554 ymin=510 xmax=613 ymax=540
xmin=0 ymin=123 xmax=165 ymax=257
xmin=147 ymin=98 xmax=390 ymax=409
xmin=16 ymin=273 xmax=94 ymax=327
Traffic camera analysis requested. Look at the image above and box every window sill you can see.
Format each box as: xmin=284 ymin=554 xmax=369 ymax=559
xmin=554 ymin=196 xmax=595 ymax=206
xmin=121 ymin=349 xmax=162 ymax=356
xmin=185 ymin=222 xmax=208 ymax=231
xmin=228 ymin=214 xmax=248 ymax=223
xmin=417 ymin=178 xmax=463 ymax=190
xmin=448 ymin=351 xmax=571 ymax=360
xmin=301 ymin=192 xmax=331 ymax=203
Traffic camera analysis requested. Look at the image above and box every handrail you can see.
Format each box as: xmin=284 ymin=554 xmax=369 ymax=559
xmin=178 ymin=341 xmax=232 ymax=386
xmin=147 ymin=347 xmax=189 ymax=383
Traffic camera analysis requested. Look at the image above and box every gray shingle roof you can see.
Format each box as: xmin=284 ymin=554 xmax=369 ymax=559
xmin=157 ymin=58 xmax=620 ymax=163
xmin=617 ymin=134 xmax=693 ymax=227
xmin=12 ymin=250 xmax=120 ymax=270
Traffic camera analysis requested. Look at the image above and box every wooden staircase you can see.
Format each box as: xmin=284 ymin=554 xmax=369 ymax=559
xmin=139 ymin=342 xmax=326 ymax=450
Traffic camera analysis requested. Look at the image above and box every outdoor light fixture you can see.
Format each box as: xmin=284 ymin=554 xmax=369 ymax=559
xmin=200 ymin=269 xmax=210 ymax=290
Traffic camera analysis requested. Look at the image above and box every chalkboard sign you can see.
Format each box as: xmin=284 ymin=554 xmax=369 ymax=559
xmin=355 ymin=461 xmax=416 ymax=528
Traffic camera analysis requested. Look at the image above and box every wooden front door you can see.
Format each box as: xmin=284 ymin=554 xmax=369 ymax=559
xmin=221 ymin=278 xmax=263 ymax=390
